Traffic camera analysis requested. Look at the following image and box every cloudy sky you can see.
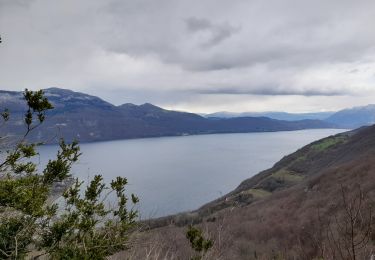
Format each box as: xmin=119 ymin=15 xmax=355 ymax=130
xmin=1 ymin=0 xmax=375 ymax=113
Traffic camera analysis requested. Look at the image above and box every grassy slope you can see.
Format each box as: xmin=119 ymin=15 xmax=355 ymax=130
xmin=116 ymin=126 xmax=375 ymax=259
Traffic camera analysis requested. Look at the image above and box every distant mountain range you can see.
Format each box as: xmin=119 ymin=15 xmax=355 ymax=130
xmin=324 ymin=104 xmax=375 ymax=128
xmin=0 ymin=88 xmax=336 ymax=143
xmin=206 ymin=111 xmax=335 ymax=121
xmin=207 ymin=105 xmax=375 ymax=129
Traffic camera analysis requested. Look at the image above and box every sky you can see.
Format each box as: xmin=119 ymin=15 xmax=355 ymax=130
xmin=1 ymin=0 xmax=375 ymax=113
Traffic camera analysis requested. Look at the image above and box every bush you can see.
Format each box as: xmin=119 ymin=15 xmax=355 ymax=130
xmin=186 ymin=225 xmax=213 ymax=260
xmin=0 ymin=89 xmax=138 ymax=259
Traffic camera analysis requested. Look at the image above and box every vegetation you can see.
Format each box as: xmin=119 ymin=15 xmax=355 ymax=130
xmin=308 ymin=185 xmax=373 ymax=260
xmin=311 ymin=135 xmax=347 ymax=151
xmin=0 ymin=89 xmax=138 ymax=259
xmin=186 ymin=225 xmax=213 ymax=260
xmin=271 ymin=169 xmax=304 ymax=182
xmin=245 ymin=188 xmax=271 ymax=198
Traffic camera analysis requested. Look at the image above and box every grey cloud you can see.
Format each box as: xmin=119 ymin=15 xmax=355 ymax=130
xmin=190 ymin=86 xmax=348 ymax=97
xmin=85 ymin=0 xmax=375 ymax=73
xmin=185 ymin=17 xmax=240 ymax=48
xmin=0 ymin=0 xmax=32 ymax=8
xmin=185 ymin=17 xmax=212 ymax=32
xmin=1 ymin=0 xmax=375 ymax=113
xmin=100 ymin=0 xmax=375 ymax=73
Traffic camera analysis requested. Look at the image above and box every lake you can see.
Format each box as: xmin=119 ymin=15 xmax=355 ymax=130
xmin=38 ymin=129 xmax=346 ymax=218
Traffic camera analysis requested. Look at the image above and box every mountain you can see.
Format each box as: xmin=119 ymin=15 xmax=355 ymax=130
xmin=206 ymin=111 xmax=334 ymax=121
xmin=207 ymin=104 xmax=375 ymax=130
xmin=0 ymin=88 xmax=337 ymax=143
xmin=325 ymin=104 xmax=375 ymax=128
xmin=130 ymin=125 xmax=375 ymax=259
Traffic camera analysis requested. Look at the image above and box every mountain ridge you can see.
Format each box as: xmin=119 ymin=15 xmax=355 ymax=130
xmin=325 ymin=104 xmax=375 ymax=128
xmin=206 ymin=111 xmax=335 ymax=121
xmin=206 ymin=104 xmax=375 ymax=129
xmin=0 ymin=88 xmax=337 ymax=143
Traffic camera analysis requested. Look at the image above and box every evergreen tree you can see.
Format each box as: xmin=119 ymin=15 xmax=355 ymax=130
xmin=0 ymin=89 xmax=138 ymax=259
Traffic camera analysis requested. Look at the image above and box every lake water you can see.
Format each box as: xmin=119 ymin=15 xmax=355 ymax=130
xmin=38 ymin=129 xmax=346 ymax=218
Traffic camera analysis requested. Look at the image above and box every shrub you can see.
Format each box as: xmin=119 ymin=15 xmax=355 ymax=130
xmin=0 ymin=89 xmax=138 ymax=259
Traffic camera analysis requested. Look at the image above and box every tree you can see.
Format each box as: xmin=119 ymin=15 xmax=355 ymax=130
xmin=0 ymin=89 xmax=138 ymax=259
xmin=186 ymin=225 xmax=213 ymax=260
xmin=324 ymin=185 xmax=373 ymax=260
xmin=302 ymin=184 xmax=374 ymax=260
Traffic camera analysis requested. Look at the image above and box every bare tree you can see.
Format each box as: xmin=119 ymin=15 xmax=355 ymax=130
xmin=321 ymin=184 xmax=373 ymax=260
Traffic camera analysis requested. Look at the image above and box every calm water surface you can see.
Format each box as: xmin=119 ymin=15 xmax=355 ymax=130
xmin=38 ymin=129 xmax=346 ymax=218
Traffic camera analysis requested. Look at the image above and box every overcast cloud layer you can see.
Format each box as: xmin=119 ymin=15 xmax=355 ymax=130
xmin=1 ymin=0 xmax=375 ymax=113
